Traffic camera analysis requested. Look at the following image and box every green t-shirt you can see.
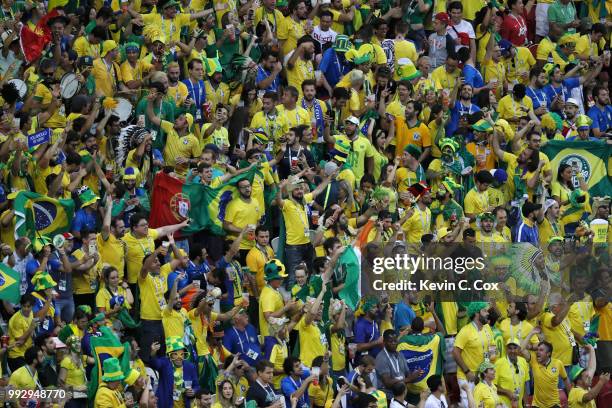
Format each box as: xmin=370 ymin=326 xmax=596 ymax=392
xmin=404 ymin=0 xmax=432 ymax=25
xmin=134 ymin=97 xmax=176 ymax=151
xmin=547 ymin=1 xmax=577 ymax=33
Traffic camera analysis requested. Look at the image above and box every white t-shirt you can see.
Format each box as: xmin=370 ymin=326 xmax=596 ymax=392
xmin=447 ymin=20 xmax=476 ymax=52
xmin=312 ymin=26 xmax=337 ymax=48
xmin=389 ymin=398 xmax=409 ymax=408
xmin=423 ymin=394 xmax=448 ymax=408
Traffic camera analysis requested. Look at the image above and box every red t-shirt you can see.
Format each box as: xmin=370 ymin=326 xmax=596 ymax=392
xmin=500 ymin=13 xmax=528 ymax=46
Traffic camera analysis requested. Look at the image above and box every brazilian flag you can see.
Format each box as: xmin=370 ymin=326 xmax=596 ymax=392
xmin=12 ymin=191 xmax=75 ymax=240
xmin=397 ymin=333 xmax=446 ymax=394
xmin=182 ymin=166 xmax=259 ymax=236
xmin=88 ymin=327 xmax=131 ymax=406
xmin=0 ymin=263 xmax=20 ymax=304
xmin=542 ymin=141 xmax=612 ymax=197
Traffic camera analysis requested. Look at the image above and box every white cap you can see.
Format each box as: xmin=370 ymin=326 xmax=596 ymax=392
xmin=544 ymin=198 xmax=557 ymax=213
xmin=320 ymin=0 xmax=331 ymax=4
xmin=324 ymin=161 xmax=338 ymax=176
xmin=345 ymin=116 xmax=360 ymax=126
xmin=566 ymin=98 xmax=580 ymax=107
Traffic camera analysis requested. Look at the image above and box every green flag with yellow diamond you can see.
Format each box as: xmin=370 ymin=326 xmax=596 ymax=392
xmin=542 ymin=141 xmax=612 ymax=197
xmin=0 ymin=263 xmax=20 ymax=304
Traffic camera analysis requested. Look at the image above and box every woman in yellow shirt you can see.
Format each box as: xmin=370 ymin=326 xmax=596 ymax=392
xmin=96 ymin=266 xmax=134 ymax=327
xmin=212 ymin=379 xmax=239 ymax=408
xmin=59 ymin=335 xmax=93 ymax=403
xmin=308 ymin=356 xmax=334 ymax=408
xmin=473 ymin=361 xmax=501 ymax=408
xmin=551 ymin=163 xmax=591 ymax=228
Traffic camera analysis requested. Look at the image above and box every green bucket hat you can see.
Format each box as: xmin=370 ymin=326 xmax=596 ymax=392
xmin=569 ymin=365 xmax=586 ymax=382
xmin=467 ymin=301 xmax=489 ymax=319
xmin=332 ymin=35 xmax=351 ymax=53
xmin=472 ymin=119 xmax=493 ymax=132
xmin=30 ymin=236 xmax=51 ymax=254
xmin=264 ymin=259 xmax=288 ymax=281
xmin=162 ymin=0 xmax=180 ymax=9
xmin=439 ymin=137 xmax=459 ymax=152
xmin=477 ymin=212 xmax=495 ymax=222
xmin=77 ymin=186 xmax=99 ymax=208
xmin=478 ymin=360 xmax=495 ymax=374
xmin=89 ymin=312 xmax=106 ymax=326
xmin=396 ymin=58 xmax=422 ymax=81
xmin=166 ymin=336 xmax=186 ymax=353
xmin=102 ymin=357 xmax=126 ymax=382
xmin=404 ymin=144 xmax=422 ymax=159
xmin=32 ymin=271 xmax=57 ymax=291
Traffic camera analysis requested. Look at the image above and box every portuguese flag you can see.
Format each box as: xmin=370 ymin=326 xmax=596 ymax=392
xmin=149 ymin=168 xmax=258 ymax=235
xmin=541 ymin=141 xmax=612 ymax=197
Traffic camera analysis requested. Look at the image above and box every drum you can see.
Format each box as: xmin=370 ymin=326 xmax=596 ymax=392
xmin=59 ymin=73 xmax=81 ymax=99
xmin=8 ymin=79 xmax=27 ymax=99
xmin=112 ymin=97 xmax=133 ymax=122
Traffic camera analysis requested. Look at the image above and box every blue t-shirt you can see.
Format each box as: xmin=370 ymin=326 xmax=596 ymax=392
xmin=167 ymin=270 xmax=190 ymax=293
xmin=514 ymin=221 xmax=539 ymax=244
xmin=447 ymin=101 xmax=480 ymax=136
xmin=32 ymin=295 xmax=56 ymax=336
xmin=354 ymin=317 xmax=381 ymax=358
xmin=256 ymin=66 xmax=280 ymax=93
xmin=25 ymin=258 xmax=61 ymax=294
xmin=462 ymin=64 xmax=484 ymax=90
xmin=71 ymin=208 xmax=98 ymax=233
xmin=319 ymin=48 xmax=349 ymax=88
xmin=587 ymin=104 xmax=612 ymax=132
xmin=223 ymin=324 xmax=262 ymax=366
xmin=393 ymin=300 xmax=416 ymax=330
xmin=543 ymin=77 xmax=580 ymax=108
xmin=280 ymin=371 xmax=311 ymax=408
xmin=526 ymin=86 xmax=549 ymax=111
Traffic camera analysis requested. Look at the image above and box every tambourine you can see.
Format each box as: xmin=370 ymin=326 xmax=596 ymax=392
xmin=112 ymin=97 xmax=133 ymax=122
xmin=8 ymin=79 xmax=27 ymax=99
xmin=59 ymin=73 xmax=81 ymax=99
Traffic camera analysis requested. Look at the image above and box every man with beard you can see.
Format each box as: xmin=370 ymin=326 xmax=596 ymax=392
xmin=203 ymin=58 xmax=230 ymax=111
xmin=515 ymin=201 xmax=543 ymax=244
xmin=121 ymin=42 xmax=151 ymax=92
xmin=300 ymin=79 xmax=327 ymax=144
xmin=256 ymin=50 xmax=282 ymax=94
xmin=538 ymin=197 xmax=565 ymax=247
xmin=92 ymin=40 xmax=128 ymax=98
xmin=497 ymin=84 xmax=539 ymax=131
xmin=251 ymin=91 xmax=282 ymax=142
xmin=493 ymin=337 xmax=530 ymax=408
xmin=401 ymin=182 xmax=432 ymax=244
xmin=543 ymin=61 xmax=602 ymax=113
xmin=147 ymin=93 xmax=199 ymax=173
xmin=278 ymin=0 xmax=310 ymax=56
xmin=453 ymin=302 xmax=495 ymax=408
xmin=286 ymin=35 xmax=316 ymax=96
xmin=464 ymin=170 xmax=495 ymax=224
xmin=246 ymin=226 xmax=275 ymax=293
xmin=567 ymin=114 xmax=600 ymax=142
xmin=588 ymin=86 xmax=612 ymax=138
xmin=166 ymin=62 xmax=190 ymax=111
xmin=561 ymin=97 xmax=580 ymax=139
xmin=334 ymin=115 xmax=374 ymax=182
xmin=98 ymin=194 xmax=127 ymax=281
xmin=385 ymin=81 xmax=413 ymax=120
xmin=396 ymin=145 xmax=426 ymax=205
xmin=448 ymin=81 xmax=481 ymax=137
xmin=475 ymin=212 xmax=507 ymax=258
xmin=277 ymin=174 xmax=331 ymax=288
xmin=135 ymin=79 xmax=175 ymax=152
xmin=224 ymin=179 xmax=263 ymax=261
xmin=277 ymin=86 xmax=311 ymax=135
xmin=394 ymin=100 xmax=431 ymax=162
xmin=322 ymin=86 xmax=349 ymax=137
xmin=149 ymin=337 xmax=200 ymax=408
xmin=23 ymin=58 xmax=66 ymax=129
xmin=224 ymin=308 xmax=263 ymax=367
xmin=9 ymin=346 xmax=44 ymax=390
xmin=521 ymin=330 xmax=571 ymax=408
xmin=526 ymin=67 xmax=549 ymax=117
xmin=35 ymin=333 xmax=62 ymax=387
